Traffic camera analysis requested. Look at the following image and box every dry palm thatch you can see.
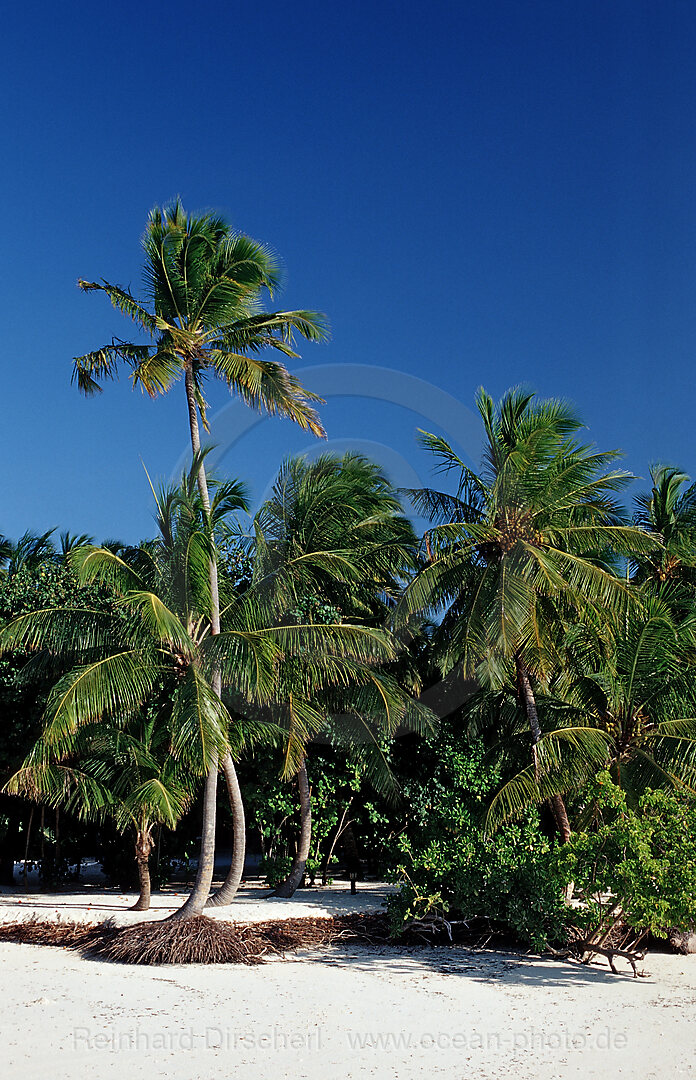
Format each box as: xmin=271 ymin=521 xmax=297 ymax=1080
xmin=0 ymin=913 xmax=390 ymax=965
xmin=0 ymin=915 xmax=116 ymax=950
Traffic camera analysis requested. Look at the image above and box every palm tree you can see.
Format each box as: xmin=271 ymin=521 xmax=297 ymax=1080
xmin=399 ymin=387 xmax=657 ymax=841
xmin=0 ymin=472 xmax=400 ymax=907
xmin=253 ymin=452 xmax=419 ymax=620
xmin=72 ymin=200 xmax=328 ymax=916
xmin=0 ymin=530 xmax=56 ymax=578
xmin=633 ymin=465 xmax=696 ymax=593
xmin=59 ymin=532 xmax=94 ymax=560
xmin=6 ymin=710 xmax=195 ymax=911
xmin=246 ymin=452 xmax=433 ymax=897
xmin=0 ymin=474 xmax=276 ymax=899
xmin=484 ymin=595 xmax=696 ymax=829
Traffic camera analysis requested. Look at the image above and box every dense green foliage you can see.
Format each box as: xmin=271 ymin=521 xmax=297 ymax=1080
xmin=559 ymin=775 xmax=696 ymax=940
xmin=387 ymin=729 xmax=568 ymax=950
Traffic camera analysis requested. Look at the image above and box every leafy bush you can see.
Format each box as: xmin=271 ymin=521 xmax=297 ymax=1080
xmin=389 ymin=814 xmax=568 ymax=951
xmin=390 ymin=749 xmax=696 ymax=952
xmin=241 ymin=747 xmax=379 ymax=886
xmin=387 ymin=733 xmax=568 ymax=950
xmin=558 ymin=773 xmax=696 ymax=941
xmin=260 ymin=854 xmax=294 ymax=888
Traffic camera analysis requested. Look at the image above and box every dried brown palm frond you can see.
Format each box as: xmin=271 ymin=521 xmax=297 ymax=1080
xmin=0 ymin=913 xmax=390 ymax=965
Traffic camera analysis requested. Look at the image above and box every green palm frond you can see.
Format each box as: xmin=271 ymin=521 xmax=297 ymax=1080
xmin=71 ymin=545 xmax=151 ymax=593
xmin=207 ymin=350 xmax=325 ymax=436
xmin=41 ymin=651 xmax=159 ymax=747
xmin=5 ymin=761 xmax=114 ymax=820
xmin=0 ymin=606 xmax=115 ymax=657
xmin=169 ymin=665 xmax=231 ymax=771
xmin=77 ymin=279 xmax=158 ymax=332
xmin=279 ymin=695 xmax=327 ymax=779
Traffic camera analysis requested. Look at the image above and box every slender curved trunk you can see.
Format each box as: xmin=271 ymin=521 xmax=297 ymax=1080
xmin=515 ymin=653 xmax=571 ymax=843
xmin=130 ymin=828 xmax=154 ymax=912
xmin=272 ymin=758 xmax=312 ymax=898
xmin=207 ymin=753 xmax=246 ymax=906
xmin=549 ymin=793 xmax=571 ymax=843
xmin=171 ymin=365 xmax=223 ymax=920
xmin=23 ymin=806 xmax=34 ymax=889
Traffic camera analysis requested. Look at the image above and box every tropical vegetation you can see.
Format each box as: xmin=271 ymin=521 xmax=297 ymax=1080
xmin=2 ymin=201 xmax=696 ymax=956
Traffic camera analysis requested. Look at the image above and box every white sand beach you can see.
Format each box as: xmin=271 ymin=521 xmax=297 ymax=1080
xmin=0 ymin=884 xmax=694 ymax=1080
xmin=0 ymin=880 xmax=392 ymax=926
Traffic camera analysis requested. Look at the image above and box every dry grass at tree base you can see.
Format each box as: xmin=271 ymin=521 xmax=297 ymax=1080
xmin=0 ymin=912 xmax=392 ymax=965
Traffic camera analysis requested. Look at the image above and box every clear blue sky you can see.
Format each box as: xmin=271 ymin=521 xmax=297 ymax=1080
xmin=3 ymin=1 xmax=695 ymax=541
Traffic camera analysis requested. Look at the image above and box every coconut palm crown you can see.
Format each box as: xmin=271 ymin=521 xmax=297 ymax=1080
xmin=400 ymin=387 xmax=657 ymax=683
xmin=633 ymin=464 xmax=696 ymax=590
xmin=483 ymin=596 xmax=696 ymax=831
xmin=73 ymin=199 xmax=329 ymax=436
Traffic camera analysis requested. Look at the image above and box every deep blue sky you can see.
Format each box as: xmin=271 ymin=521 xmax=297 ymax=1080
xmin=3 ymin=1 xmax=695 ymax=541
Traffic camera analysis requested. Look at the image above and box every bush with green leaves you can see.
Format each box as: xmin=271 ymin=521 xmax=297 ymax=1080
xmin=390 ymin=741 xmax=696 ymax=952
xmin=390 ymin=812 xmax=568 ymax=951
xmin=241 ymin=746 xmax=378 ymax=886
xmin=387 ymin=729 xmax=568 ymax=950
xmin=558 ymin=773 xmax=696 ymax=942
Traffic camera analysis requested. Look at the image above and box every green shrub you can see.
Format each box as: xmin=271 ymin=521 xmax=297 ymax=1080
xmin=387 ymin=736 xmax=568 ymax=950
xmin=389 ymin=814 xmax=568 ymax=951
xmin=260 ymin=853 xmax=294 ymax=888
xmin=558 ymin=773 xmax=696 ymax=941
xmin=391 ymin=759 xmax=696 ymax=952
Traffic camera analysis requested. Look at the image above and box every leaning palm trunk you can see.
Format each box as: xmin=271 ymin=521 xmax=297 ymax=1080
xmin=515 ymin=653 xmax=571 ymax=843
xmin=131 ymin=828 xmax=154 ymax=912
xmin=207 ymin=753 xmax=247 ymax=906
xmin=171 ymin=367 xmax=225 ymax=920
xmin=272 ymin=758 xmax=312 ymax=898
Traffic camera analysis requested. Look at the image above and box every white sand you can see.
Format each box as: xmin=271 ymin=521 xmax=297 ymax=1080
xmin=0 ymin=880 xmax=393 ymax=925
xmin=0 ymin=884 xmax=694 ymax=1080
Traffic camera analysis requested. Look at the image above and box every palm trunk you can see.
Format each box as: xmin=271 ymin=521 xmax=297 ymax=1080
xmin=515 ymin=653 xmax=571 ymax=843
xmin=171 ymin=365 xmax=223 ymax=920
xmin=549 ymin=793 xmax=571 ymax=842
xmin=207 ymin=753 xmax=246 ymax=906
xmin=272 ymin=758 xmax=312 ymax=898
xmin=130 ymin=829 xmax=153 ymax=911
xmin=23 ymin=806 xmax=34 ymax=889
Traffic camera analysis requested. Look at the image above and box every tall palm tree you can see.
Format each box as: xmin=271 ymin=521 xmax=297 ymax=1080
xmin=0 ymin=534 xmax=11 ymax=568
xmin=0 ymin=469 xmax=276 ymax=897
xmin=253 ymin=452 xmax=419 ymax=619
xmin=72 ymin=200 xmax=328 ymax=916
xmin=0 ymin=472 xmax=400 ymax=906
xmin=0 ymin=530 xmax=56 ymax=578
xmin=59 ymin=532 xmax=94 ymax=560
xmin=246 ymin=452 xmax=433 ymax=897
xmin=399 ymin=387 xmax=657 ymax=841
xmin=633 ymin=464 xmax=696 ymax=593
